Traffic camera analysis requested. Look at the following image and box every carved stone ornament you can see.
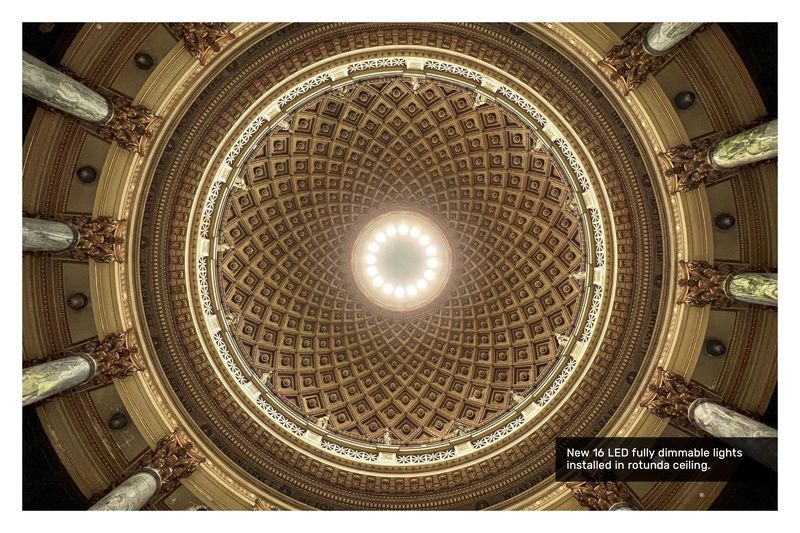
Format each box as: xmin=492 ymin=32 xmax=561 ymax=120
xmin=660 ymin=137 xmax=721 ymax=193
xmin=94 ymin=92 xmax=160 ymax=155
xmin=597 ymin=29 xmax=667 ymax=96
xmin=253 ymin=497 xmax=280 ymax=510
xmin=47 ymin=66 xmax=160 ymax=154
xmin=640 ymin=367 xmax=707 ymax=428
xmin=70 ymin=215 xmax=127 ymax=262
xmin=661 ymin=116 xmax=774 ymax=193
xmin=566 ymin=481 xmax=634 ymax=510
xmin=85 ymin=330 xmax=144 ymax=385
xmin=139 ymin=429 xmax=206 ymax=494
xmin=168 ymin=23 xmax=235 ymax=66
xmin=676 ymin=260 xmax=750 ymax=308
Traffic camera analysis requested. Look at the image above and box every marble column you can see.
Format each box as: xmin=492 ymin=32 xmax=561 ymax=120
xmin=22 ymin=331 xmax=142 ymax=406
xmin=677 ymin=261 xmax=777 ymax=308
xmin=726 ymin=272 xmax=777 ymax=306
xmin=710 ymin=119 xmax=778 ymax=169
xmin=599 ymin=23 xmax=704 ymax=95
xmin=689 ymin=399 xmax=777 ymax=471
xmin=644 ymin=23 xmax=704 ymax=54
xmin=22 ymin=354 xmax=95 ymax=406
xmin=23 ymin=215 xmax=127 ymax=262
xmin=89 ymin=429 xmax=206 ymax=510
xmin=89 ymin=469 xmax=161 ymax=511
xmin=608 ymin=502 xmax=635 ymax=511
xmin=643 ymin=367 xmax=777 ymax=470
xmin=23 ymin=217 xmax=78 ymax=252
xmin=662 ymin=119 xmax=778 ymax=192
xmin=23 ymin=52 xmax=112 ymax=123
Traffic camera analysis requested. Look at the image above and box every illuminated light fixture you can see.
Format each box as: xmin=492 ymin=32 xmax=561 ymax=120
xmin=351 ymin=210 xmax=452 ymax=312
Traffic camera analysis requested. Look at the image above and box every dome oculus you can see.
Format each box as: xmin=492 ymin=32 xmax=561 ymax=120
xmin=351 ymin=211 xmax=452 ymax=312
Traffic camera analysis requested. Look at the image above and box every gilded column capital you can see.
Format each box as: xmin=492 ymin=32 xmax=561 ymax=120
xmin=167 ymin=23 xmax=236 ymax=66
xmin=85 ymin=330 xmax=144 ymax=385
xmin=69 ymin=215 xmax=127 ymax=262
xmin=661 ymin=116 xmax=775 ymax=193
xmin=598 ymin=29 xmax=664 ymax=96
xmin=139 ymin=429 xmax=206 ymax=495
xmin=640 ymin=367 xmax=708 ymax=428
xmin=676 ymin=260 xmax=752 ymax=308
xmin=597 ymin=23 xmax=705 ymax=96
xmin=566 ymin=481 xmax=634 ymax=510
xmin=40 ymin=65 xmax=160 ymax=154
xmin=660 ymin=137 xmax=721 ymax=193
xmin=93 ymin=92 xmax=161 ymax=154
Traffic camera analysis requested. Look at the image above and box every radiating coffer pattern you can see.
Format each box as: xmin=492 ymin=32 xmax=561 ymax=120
xmin=218 ymin=77 xmax=587 ymax=444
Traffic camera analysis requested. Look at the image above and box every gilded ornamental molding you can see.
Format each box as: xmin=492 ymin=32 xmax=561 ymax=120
xmin=139 ymin=429 xmax=206 ymax=494
xmin=167 ymin=23 xmax=236 ymax=66
xmin=676 ymin=260 xmax=751 ymax=308
xmin=70 ymin=215 xmax=128 ymax=263
xmin=87 ymin=330 xmax=144 ymax=385
xmin=598 ymin=29 xmax=665 ymax=96
xmin=640 ymin=367 xmax=707 ymax=429
xmin=566 ymin=480 xmax=635 ymax=510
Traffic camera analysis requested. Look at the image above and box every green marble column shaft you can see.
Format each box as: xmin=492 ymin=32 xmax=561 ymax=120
xmin=688 ymin=399 xmax=777 ymax=471
xmin=22 ymin=354 xmax=95 ymax=406
xmin=711 ymin=119 xmax=778 ymax=169
xmin=726 ymin=272 xmax=777 ymax=306
xmin=89 ymin=469 xmax=161 ymax=511
xmin=23 ymin=217 xmax=78 ymax=252
xmin=644 ymin=23 xmax=703 ymax=54
xmin=23 ymin=52 xmax=112 ymax=123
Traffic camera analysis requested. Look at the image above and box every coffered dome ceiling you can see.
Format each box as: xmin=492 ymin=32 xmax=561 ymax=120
xmin=138 ymin=23 xmax=659 ymax=508
xmin=219 ymin=77 xmax=587 ymax=444
xmin=23 ymin=22 xmax=776 ymax=511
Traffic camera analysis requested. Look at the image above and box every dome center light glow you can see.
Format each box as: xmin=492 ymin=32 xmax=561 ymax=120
xmin=351 ymin=211 xmax=452 ymax=312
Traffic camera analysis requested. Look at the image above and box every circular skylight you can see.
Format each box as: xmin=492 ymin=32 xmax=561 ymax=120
xmin=351 ymin=211 xmax=452 ymax=312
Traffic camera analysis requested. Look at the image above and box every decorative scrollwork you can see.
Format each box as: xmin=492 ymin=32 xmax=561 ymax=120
xmin=555 ymin=138 xmax=590 ymax=191
xmin=424 ymin=60 xmax=483 ymax=82
xmin=320 ymin=441 xmax=379 ymax=462
xmin=580 ymin=285 xmax=603 ymax=342
xmin=589 ymin=209 xmax=605 ymax=267
xmin=536 ymin=357 xmax=578 ymax=408
xmin=567 ymin=481 xmax=634 ymax=510
xmin=255 ymin=396 xmax=307 ymax=437
xmin=168 ymin=23 xmax=235 ymax=66
xmin=212 ymin=331 xmax=247 ymax=385
xmin=496 ymin=85 xmax=548 ymax=127
xmin=198 ymin=257 xmax=212 ymax=315
xmin=470 ymin=416 xmax=526 ymax=450
xmin=225 ymin=116 xmax=267 ymax=166
xmin=139 ymin=429 xmax=206 ymax=494
xmin=348 ymin=58 xmax=407 ymax=73
xmin=276 ymin=73 xmax=334 ymax=108
xmin=70 ymin=215 xmax=127 ymax=263
xmin=200 ymin=180 xmax=223 ymax=238
xmin=396 ymin=448 xmax=456 ymax=464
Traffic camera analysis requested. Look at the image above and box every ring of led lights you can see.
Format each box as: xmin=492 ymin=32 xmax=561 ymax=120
xmin=350 ymin=210 xmax=453 ymax=314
